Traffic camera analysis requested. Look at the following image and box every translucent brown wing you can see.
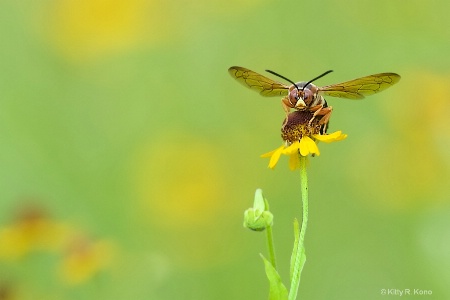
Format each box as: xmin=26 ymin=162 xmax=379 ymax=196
xmin=228 ymin=66 xmax=289 ymax=97
xmin=318 ymin=73 xmax=401 ymax=100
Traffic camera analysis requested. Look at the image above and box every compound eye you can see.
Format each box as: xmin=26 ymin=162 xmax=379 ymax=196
xmin=304 ymin=89 xmax=313 ymax=101
xmin=289 ymin=89 xmax=298 ymax=101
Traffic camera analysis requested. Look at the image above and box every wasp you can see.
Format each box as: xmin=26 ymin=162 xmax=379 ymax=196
xmin=228 ymin=66 xmax=401 ymax=134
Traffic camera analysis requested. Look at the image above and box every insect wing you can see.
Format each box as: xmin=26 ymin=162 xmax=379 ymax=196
xmin=319 ymin=73 xmax=401 ymax=100
xmin=228 ymin=66 xmax=289 ymax=97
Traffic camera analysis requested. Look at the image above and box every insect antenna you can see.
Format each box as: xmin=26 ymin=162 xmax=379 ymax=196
xmin=302 ymin=70 xmax=333 ymax=90
xmin=265 ymin=69 xmax=299 ymax=90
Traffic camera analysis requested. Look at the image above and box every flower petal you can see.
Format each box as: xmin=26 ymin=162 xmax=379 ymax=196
xmin=261 ymin=129 xmax=346 ymax=170
xmin=299 ymin=136 xmax=320 ymax=156
xmin=299 ymin=137 xmax=309 ymax=156
xmin=288 ymin=152 xmax=301 ymax=170
xmin=283 ymin=141 xmax=301 ymax=155
xmin=313 ymin=130 xmax=347 ymax=143
xmin=261 ymin=145 xmax=285 ymax=169
xmin=306 ymin=136 xmax=320 ymax=156
xmin=260 ymin=148 xmax=279 ymax=158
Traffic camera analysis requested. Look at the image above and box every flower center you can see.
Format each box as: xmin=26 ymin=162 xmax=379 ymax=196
xmin=281 ymin=111 xmax=323 ymax=143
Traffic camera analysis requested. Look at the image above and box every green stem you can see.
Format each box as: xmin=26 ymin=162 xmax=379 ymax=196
xmin=298 ymin=156 xmax=308 ymax=258
xmin=265 ymin=223 xmax=277 ymax=269
xmin=288 ymin=155 xmax=308 ymax=300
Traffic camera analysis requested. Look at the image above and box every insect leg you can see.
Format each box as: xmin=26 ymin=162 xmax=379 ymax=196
xmin=281 ymin=97 xmax=293 ymax=115
xmin=307 ymin=104 xmax=323 ymax=126
xmin=317 ymin=106 xmax=333 ymax=125
xmin=308 ymin=105 xmax=333 ymax=131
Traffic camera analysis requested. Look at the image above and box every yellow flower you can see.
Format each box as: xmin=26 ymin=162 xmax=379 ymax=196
xmin=0 ymin=206 xmax=69 ymax=260
xmin=261 ymin=111 xmax=347 ymax=170
xmin=59 ymin=237 xmax=115 ymax=285
xmin=41 ymin=0 xmax=169 ymax=63
xmin=261 ymin=131 xmax=347 ymax=170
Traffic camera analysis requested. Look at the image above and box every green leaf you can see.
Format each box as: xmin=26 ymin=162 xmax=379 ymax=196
xmin=260 ymin=254 xmax=288 ymax=300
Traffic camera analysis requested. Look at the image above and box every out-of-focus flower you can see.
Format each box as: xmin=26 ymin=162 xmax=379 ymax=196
xmin=59 ymin=236 xmax=115 ymax=285
xmin=133 ymin=135 xmax=227 ymax=230
xmin=349 ymin=71 xmax=450 ymax=211
xmin=39 ymin=0 xmax=171 ymax=63
xmin=0 ymin=281 xmax=15 ymax=300
xmin=131 ymin=133 xmax=238 ymax=267
xmin=0 ymin=206 xmax=69 ymax=261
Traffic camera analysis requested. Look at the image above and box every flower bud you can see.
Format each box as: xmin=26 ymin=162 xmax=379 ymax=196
xmin=243 ymin=189 xmax=273 ymax=231
xmin=243 ymin=209 xmax=273 ymax=231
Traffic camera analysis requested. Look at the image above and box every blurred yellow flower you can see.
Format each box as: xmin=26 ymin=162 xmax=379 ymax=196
xmin=0 ymin=207 xmax=69 ymax=261
xmin=130 ymin=133 xmax=239 ymax=267
xmin=350 ymin=70 xmax=450 ymax=211
xmin=40 ymin=0 xmax=171 ymax=62
xmin=59 ymin=237 xmax=115 ymax=285
xmin=133 ymin=135 xmax=227 ymax=230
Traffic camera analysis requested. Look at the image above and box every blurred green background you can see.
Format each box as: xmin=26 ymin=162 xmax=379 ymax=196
xmin=0 ymin=0 xmax=449 ymax=299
